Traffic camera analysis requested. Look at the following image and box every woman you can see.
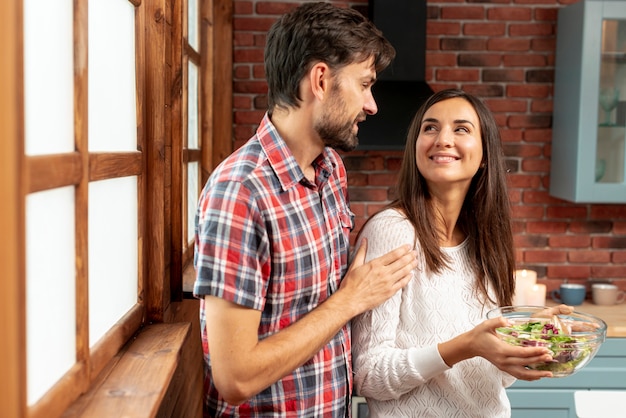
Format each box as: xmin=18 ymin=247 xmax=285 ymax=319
xmin=352 ymin=89 xmax=569 ymax=417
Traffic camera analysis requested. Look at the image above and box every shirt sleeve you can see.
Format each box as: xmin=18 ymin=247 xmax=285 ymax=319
xmin=352 ymin=210 xmax=451 ymax=400
xmin=193 ymin=179 xmax=268 ymax=311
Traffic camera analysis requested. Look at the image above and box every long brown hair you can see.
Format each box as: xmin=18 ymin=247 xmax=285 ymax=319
xmin=391 ymin=89 xmax=515 ymax=306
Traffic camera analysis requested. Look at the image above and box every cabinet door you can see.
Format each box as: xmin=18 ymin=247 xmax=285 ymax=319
xmin=509 ymin=389 xmax=576 ymax=418
xmin=550 ymin=0 xmax=626 ymax=202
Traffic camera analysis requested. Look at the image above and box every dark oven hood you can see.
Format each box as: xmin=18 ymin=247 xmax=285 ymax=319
xmin=358 ymin=0 xmax=433 ymax=150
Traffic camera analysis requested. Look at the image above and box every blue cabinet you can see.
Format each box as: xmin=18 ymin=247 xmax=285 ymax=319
xmin=507 ymin=338 xmax=626 ymax=417
xmin=549 ymin=0 xmax=626 ymax=203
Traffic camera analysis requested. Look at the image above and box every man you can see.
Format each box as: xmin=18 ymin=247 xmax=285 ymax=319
xmin=193 ymin=2 xmax=417 ymax=416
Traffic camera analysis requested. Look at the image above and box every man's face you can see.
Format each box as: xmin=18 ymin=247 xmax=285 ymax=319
xmin=314 ymin=58 xmax=378 ymax=152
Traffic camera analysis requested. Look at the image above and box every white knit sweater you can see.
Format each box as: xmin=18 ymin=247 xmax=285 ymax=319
xmin=352 ymin=209 xmax=515 ymax=418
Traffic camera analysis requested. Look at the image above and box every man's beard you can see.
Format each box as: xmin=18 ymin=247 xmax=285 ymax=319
xmin=316 ymin=117 xmax=360 ymax=152
xmin=314 ymin=85 xmax=364 ymax=152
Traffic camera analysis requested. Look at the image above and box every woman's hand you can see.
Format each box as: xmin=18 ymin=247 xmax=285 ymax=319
xmin=466 ymin=317 xmax=555 ymax=381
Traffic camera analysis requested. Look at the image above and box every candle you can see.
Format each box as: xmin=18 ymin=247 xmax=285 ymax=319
xmin=513 ymin=269 xmax=537 ymax=305
xmin=525 ymin=283 xmax=547 ymax=306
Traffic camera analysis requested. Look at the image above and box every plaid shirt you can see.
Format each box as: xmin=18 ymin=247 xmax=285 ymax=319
xmin=193 ymin=114 xmax=354 ymax=417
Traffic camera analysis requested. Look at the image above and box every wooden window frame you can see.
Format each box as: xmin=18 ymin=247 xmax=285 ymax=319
xmin=0 ymin=0 xmax=233 ymax=416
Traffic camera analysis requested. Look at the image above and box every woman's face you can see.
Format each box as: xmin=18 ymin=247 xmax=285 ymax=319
xmin=415 ymin=97 xmax=484 ymax=192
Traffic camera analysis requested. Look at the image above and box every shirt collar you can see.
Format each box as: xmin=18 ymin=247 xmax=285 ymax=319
xmin=257 ymin=113 xmax=336 ymax=191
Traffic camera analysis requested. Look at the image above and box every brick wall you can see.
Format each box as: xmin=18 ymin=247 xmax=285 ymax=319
xmin=232 ymin=0 xmax=626 ymax=297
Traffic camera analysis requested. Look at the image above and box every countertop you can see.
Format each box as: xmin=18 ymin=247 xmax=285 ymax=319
xmin=545 ymin=300 xmax=626 ymax=338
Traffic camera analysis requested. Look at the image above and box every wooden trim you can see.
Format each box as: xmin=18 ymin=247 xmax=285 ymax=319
xmin=169 ymin=0 xmax=185 ymax=302
xmin=29 ymin=305 xmax=143 ymax=418
xmin=24 ymin=151 xmax=143 ymax=193
xmin=61 ymin=322 xmax=193 ymax=418
xmin=87 ymin=304 xmax=144 ymax=382
xmin=25 ymin=153 xmax=82 ymax=193
xmin=0 ymin=0 xmax=27 ymax=416
xmin=73 ymin=0 xmax=90 ymax=402
xmin=183 ymin=148 xmax=201 ymax=162
xmin=134 ymin=0 xmax=147 ymax=332
xmin=128 ymin=0 xmax=141 ymax=7
xmin=208 ymin=0 xmax=232 ymax=174
xmin=199 ymin=0 xmax=213 ymax=184
xmin=88 ymin=152 xmax=142 ymax=181
xmin=145 ymin=0 xmax=167 ymax=321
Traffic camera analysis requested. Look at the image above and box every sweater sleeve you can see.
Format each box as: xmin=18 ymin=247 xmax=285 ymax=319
xmin=352 ymin=210 xmax=451 ymax=400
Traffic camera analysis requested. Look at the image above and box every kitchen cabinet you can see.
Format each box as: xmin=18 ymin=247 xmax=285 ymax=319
xmin=549 ymin=0 xmax=626 ymax=203
xmin=508 ymin=338 xmax=626 ymax=417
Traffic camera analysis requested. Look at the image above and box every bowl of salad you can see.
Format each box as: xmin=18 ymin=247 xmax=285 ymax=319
xmin=487 ymin=306 xmax=607 ymax=377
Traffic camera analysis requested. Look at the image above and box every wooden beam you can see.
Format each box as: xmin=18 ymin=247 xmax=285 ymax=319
xmin=25 ymin=153 xmax=83 ymax=193
xmin=145 ymin=0 xmax=167 ymax=321
xmin=89 ymin=152 xmax=143 ymax=181
xmin=0 ymin=0 xmax=27 ymax=415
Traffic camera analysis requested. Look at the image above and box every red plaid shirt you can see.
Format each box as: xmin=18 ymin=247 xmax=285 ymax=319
xmin=194 ymin=114 xmax=354 ymax=417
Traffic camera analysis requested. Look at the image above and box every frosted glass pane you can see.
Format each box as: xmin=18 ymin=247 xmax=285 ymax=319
xmin=23 ymin=0 xmax=74 ymax=155
xmin=25 ymin=187 xmax=76 ymax=405
xmin=187 ymin=162 xmax=199 ymax=244
xmin=188 ymin=61 xmax=199 ymax=149
xmin=88 ymin=177 xmax=138 ymax=346
xmin=188 ymin=0 xmax=199 ymax=51
xmin=89 ymin=0 xmax=137 ymax=152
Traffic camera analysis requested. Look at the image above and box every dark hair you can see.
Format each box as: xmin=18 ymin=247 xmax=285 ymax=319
xmin=392 ymin=89 xmax=515 ymax=306
xmin=264 ymin=2 xmax=395 ymax=114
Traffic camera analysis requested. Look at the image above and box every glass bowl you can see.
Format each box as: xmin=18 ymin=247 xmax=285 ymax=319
xmin=487 ymin=306 xmax=607 ymax=377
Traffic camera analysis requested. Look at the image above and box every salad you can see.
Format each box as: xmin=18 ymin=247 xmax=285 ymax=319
xmin=496 ymin=317 xmax=598 ymax=376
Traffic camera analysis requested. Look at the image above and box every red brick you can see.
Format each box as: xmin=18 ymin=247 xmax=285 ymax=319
xmin=526 ymin=250 xmax=567 ymax=263
xmin=436 ymin=68 xmax=480 ymax=81
xmin=526 ymin=221 xmax=569 ymax=234
xmin=427 ymin=21 xmax=462 ymax=35
xmin=233 ymin=95 xmax=252 ymax=109
xmin=348 ymin=187 xmax=390 ymax=202
xmin=591 ymin=205 xmax=626 ymax=219
xmin=593 ymin=236 xmax=626 ymax=249
xmin=546 ymin=206 xmax=587 ymax=219
xmin=547 ymin=266 xmax=590 ymax=279
xmin=233 ymin=48 xmax=265 ymax=63
xmin=233 ymin=80 xmax=268 ymax=94
xmin=590 ymin=265 xmax=626 ymax=278
xmin=367 ymin=173 xmax=398 ymax=187
xmin=534 ymin=8 xmax=558 ymax=21
xmin=522 ymin=158 xmax=550 ymax=173
xmin=503 ymin=54 xmax=547 ymax=67
xmin=507 ymin=174 xmax=542 ymax=189
xmin=569 ymin=250 xmax=611 ymax=263
xmin=458 ymin=53 xmax=502 ymax=67
xmin=234 ymin=110 xmax=266 ymax=124
xmin=509 ymin=22 xmax=555 ymax=37
xmin=507 ymin=84 xmax=553 ymax=98
xmin=427 ymin=52 xmax=458 ymax=67
xmin=441 ymin=6 xmax=485 ymax=19
xmin=523 ymin=129 xmax=552 ymax=142
xmin=569 ymin=221 xmax=612 ymax=234
xmin=487 ymin=38 xmax=532 ymax=51
xmin=234 ymin=17 xmax=277 ymax=31
xmin=549 ymin=235 xmax=591 ymax=248
xmin=234 ymin=1 xmax=253 ymax=14
xmin=612 ymin=251 xmax=626 ymax=263
xmin=523 ymin=190 xmax=562 ymax=204
xmin=463 ymin=22 xmax=506 ymax=37
xmin=487 ymin=7 xmax=532 ymax=21
xmin=234 ymin=65 xmax=251 ymax=79
xmin=483 ymin=99 xmax=527 ymax=112
xmin=255 ymin=2 xmax=300 ymax=15
xmin=511 ymin=204 xmax=544 ymax=219
xmin=483 ymin=69 xmax=525 ymax=82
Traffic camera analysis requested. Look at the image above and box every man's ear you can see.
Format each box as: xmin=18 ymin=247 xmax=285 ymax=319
xmin=309 ymin=62 xmax=330 ymax=101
